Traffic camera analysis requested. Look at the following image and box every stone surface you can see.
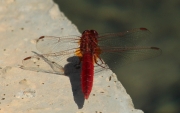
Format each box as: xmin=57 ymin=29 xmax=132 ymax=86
xmin=0 ymin=0 xmax=143 ymax=113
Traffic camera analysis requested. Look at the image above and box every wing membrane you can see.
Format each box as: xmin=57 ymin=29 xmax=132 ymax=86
xmin=21 ymin=28 xmax=161 ymax=75
xmin=21 ymin=50 xmax=80 ymax=75
xmin=36 ymin=36 xmax=80 ymax=54
xmin=98 ymin=28 xmax=151 ymax=47
xmin=99 ymin=46 xmax=161 ymax=67
xmin=21 ymin=54 xmax=64 ymax=75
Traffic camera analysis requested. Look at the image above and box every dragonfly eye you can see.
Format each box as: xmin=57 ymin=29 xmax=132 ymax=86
xmin=90 ymin=30 xmax=98 ymax=35
xmin=82 ymin=30 xmax=90 ymax=35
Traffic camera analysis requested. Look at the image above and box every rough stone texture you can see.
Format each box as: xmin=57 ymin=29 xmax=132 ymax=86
xmin=0 ymin=0 xmax=144 ymax=113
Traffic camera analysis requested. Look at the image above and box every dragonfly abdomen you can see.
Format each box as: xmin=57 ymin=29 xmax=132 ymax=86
xmin=81 ymin=52 xmax=94 ymax=99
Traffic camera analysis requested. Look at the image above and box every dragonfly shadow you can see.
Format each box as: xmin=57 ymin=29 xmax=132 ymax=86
xmin=21 ymin=52 xmax=85 ymax=109
xmin=64 ymin=56 xmax=85 ymax=109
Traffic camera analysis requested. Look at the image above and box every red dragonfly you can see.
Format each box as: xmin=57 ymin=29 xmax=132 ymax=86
xmin=21 ymin=28 xmax=161 ymax=99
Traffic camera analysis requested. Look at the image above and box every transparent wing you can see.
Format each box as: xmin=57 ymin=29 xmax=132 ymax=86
xmin=21 ymin=50 xmax=80 ymax=75
xmin=36 ymin=36 xmax=80 ymax=54
xmin=98 ymin=46 xmax=162 ymax=68
xmin=21 ymin=28 xmax=161 ymax=75
xmin=21 ymin=35 xmax=81 ymax=75
xmin=98 ymin=28 xmax=151 ymax=47
xmin=20 ymin=53 xmax=64 ymax=75
xmin=95 ymin=28 xmax=161 ymax=68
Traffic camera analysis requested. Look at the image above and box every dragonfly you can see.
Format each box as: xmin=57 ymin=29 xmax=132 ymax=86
xmin=20 ymin=28 xmax=161 ymax=99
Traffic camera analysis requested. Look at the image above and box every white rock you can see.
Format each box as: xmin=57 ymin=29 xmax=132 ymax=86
xmin=0 ymin=0 xmax=144 ymax=113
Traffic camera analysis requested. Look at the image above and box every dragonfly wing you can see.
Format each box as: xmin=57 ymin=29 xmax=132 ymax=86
xmin=36 ymin=36 xmax=80 ymax=54
xmin=99 ymin=46 xmax=162 ymax=67
xmin=21 ymin=50 xmax=80 ymax=75
xmin=98 ymin=28 xmax=151 ymax=47
xmin=20 ymin=54 xmax=64 ymax=75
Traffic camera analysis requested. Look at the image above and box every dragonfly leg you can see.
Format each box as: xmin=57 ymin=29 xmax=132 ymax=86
xmin=94 ymin=54 xmax=109 ymax=69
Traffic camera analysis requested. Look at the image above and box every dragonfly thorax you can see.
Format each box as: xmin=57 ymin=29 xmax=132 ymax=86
xmin=80 ymin=30 xmax=98 ymax=53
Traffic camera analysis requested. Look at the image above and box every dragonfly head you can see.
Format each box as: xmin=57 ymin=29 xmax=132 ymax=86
xmin=82 ymin=30 xmax=98 ymax=36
